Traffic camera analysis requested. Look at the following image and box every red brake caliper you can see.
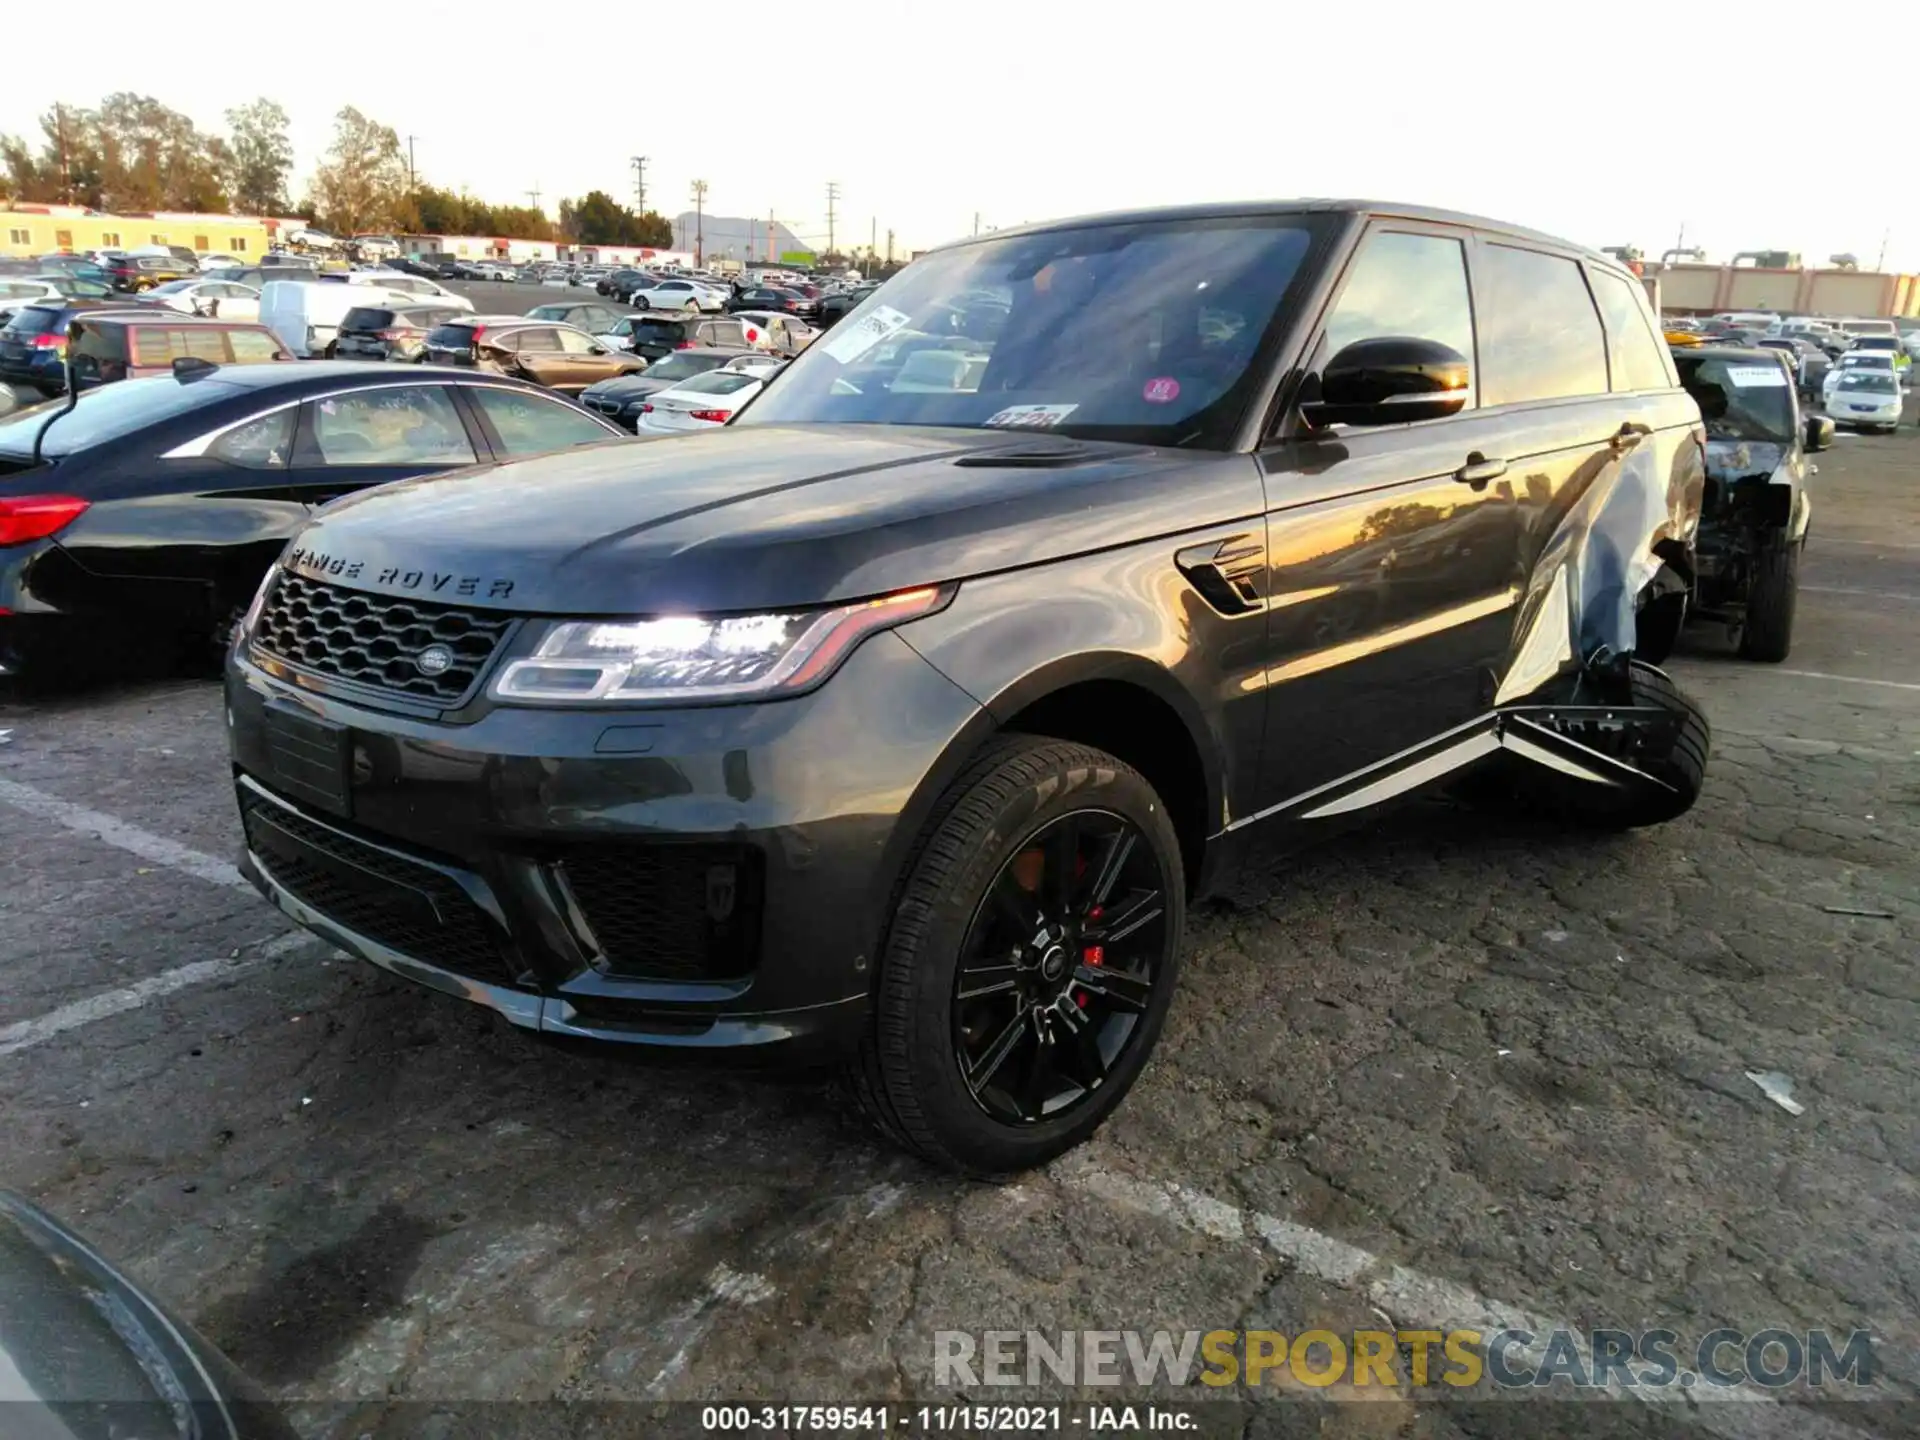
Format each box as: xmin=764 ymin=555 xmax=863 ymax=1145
xmin=1079 ymin=907 xmax=1104 ymax=1007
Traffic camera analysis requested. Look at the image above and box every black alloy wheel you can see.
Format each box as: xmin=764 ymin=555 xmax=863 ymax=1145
xmin=851 ymin=736 xmax=1186 ymax=1176
xmin=953 ymin=809 xmax=1167 ymax=1126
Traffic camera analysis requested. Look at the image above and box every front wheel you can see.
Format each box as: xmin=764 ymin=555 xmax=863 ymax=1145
xmin=1738 ymin=537 xmax=1799 ymax=662
xmin=849 ymin=737 xmax=1186 ymax=1177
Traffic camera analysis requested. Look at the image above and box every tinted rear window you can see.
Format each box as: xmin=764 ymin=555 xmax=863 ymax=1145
xmin=3 ymin=306 xmax=65 ymax=336
xmin=633 ymin=319 xmax=693 ymax=341
xmin=343 ymin=307 xmax=398 ymax=330
xmin=426 ymin=323 xmax=479 ymax=347
xmin=0 ymin=373 xmax=245 ymax=457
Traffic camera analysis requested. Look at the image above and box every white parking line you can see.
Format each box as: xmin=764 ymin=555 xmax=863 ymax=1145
xmin=1053 ymin=1157 xmax=1867 ymax=1434
xmin=1801 ymin=586 xmax=1920 ymax=604
xmin=0 ymin=932 xmax=319 ymax=1060
xmin=0 ymin=777 xmax=245 ymax=890
xmin=1771 ymin=670 xmax=1920 ymax=693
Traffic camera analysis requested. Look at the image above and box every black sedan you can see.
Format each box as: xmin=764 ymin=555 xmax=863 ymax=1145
xmin=726 ymin=285 xmax=820 ymax=320
xmin=0 ymin=361 xmax=626 ymax=681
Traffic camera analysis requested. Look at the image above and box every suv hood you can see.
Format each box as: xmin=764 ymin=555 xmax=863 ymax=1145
xmin=284 ymin=424 xmax=1253 ymax=615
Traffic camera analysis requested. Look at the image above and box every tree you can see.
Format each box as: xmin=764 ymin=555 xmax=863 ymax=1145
xmin=307 ymin=106 xmax=409 ymax=234
xmin=631 ymin=209 xmax=672 ymax=248
xmin=92 ymin=93 xmax=227 ymax=211
xmin=555 ymin=191 xmax=672 ymax=248
xmin=225 ymin=99 xmax=293 ymax=215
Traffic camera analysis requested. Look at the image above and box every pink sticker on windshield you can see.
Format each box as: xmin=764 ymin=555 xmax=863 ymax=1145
xmin=1143 ymin=377 xmax=1180 ymax=403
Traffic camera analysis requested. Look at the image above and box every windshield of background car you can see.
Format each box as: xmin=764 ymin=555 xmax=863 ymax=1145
xmin=0 ymin=373 xmax=244 ymax=457
xmin=1836 ymin=372 xmax=1897 ymax=395
xmin=736 ymin=217 xmax=1324 ymax=448
xmin=633 ymin=318 xmax=694 ymax=342
xmin=1675 ymin=355 xmax=1794 ymax=443
xmin=644 ymin=353 xmax=722 ymax=382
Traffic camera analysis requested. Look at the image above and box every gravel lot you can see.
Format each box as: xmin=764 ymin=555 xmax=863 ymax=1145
xmin=1 ymin=395 xmax=1916 ymax=1438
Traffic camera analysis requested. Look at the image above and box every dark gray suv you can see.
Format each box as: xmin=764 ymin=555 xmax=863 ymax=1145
xmin=226 ymin=200 xmax=1709 ymax=1175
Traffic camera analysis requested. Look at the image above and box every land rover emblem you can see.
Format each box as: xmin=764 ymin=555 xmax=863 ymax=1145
xmin=416 ymin=644 xmax=455 ymax=677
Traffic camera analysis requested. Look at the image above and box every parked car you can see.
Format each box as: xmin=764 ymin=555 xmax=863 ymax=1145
xmin=636 ymin=364 xmax=780 ymax=433
xmin=728 ymin=284 xmax=821 ymax=321
xmin=223 ymin=200 xmax=1711 ymax=1177
xmin=730 ymin=310 xmax=818 ymax=357
xmin=106 ymin=253 xmax=197 ymax=291
xmin=576 ymin=347 xmax=769 ymax=428
xmin=64 ymin=311 xmax=293 ymax=388
xmin=599 ymin=267 xmax=649 ymax=297
xmin=0 ymin=363 xmax=624 ymax=679
xmin=0 ymin=301 xmax=152 ymax=394
xmin=618 ymin=313 xmax=758 ymax=365
xmin=1827 ymin=367 xmax=1904 ymax=432
xmin=816 ymin=281 xmax=880 ymax=329
xmin=260 ymin=278 xmax=420 ymax=358
xmin=1821 ymin=351 xmax=1897 ymax=405
xmin=1671 ymin=344 xmax=1829 ymax=662
xmin=333 ymin=303 xmax=465 ymax=362
xmin=198 ymin=251 xmax=247 ymax=271
xmin=0 ymin=1191 xmax=299 ymax=1440
xmin=131 ymin=243 xmax=203 ymax=270
xmin=424 ymin=318 xmax=645 ymax=393
xmin=345 ymin=270 xmax=474 ymax=312
xmin=525 ymin=300 xmax=637 ymax=345
xmin=0 ymin=277 xmax=111 ymax=310
xmin=629 ymin=277 xmax=723 ymax=311
xmin=468 ymin=261 xmax=514 ymax=281
xmin=1843 ymin=333 xmax=1910 ymax=375
xmin=35 ymin=254 xmax=115 ymax=286
xmin=146 ymin=278 xmax=262 ymax=321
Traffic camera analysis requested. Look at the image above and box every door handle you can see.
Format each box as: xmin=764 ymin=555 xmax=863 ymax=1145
xmin=1611 ymin=421 xmax=1652 ymax=450
xmin=1454 ymin=453 xmax=1507 ymax=489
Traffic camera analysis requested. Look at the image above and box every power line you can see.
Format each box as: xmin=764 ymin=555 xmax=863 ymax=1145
xmin=526 ymin=186 xmax=542 ymax=213
xmin=826 ymin=181 xmax=841 ymax=257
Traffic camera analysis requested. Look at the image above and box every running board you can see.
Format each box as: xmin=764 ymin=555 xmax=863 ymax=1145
xmin=1228 ymin=705 xmax=1678 ymax=830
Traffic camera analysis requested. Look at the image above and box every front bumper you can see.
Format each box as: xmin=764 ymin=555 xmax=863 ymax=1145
xmin=225 ymin=630 xmax=983 ymax=1059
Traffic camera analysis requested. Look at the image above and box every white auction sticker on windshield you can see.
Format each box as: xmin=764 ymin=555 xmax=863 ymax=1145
xmin=820 ymin=304 xmax=912 ymax=364
xmin=985 ymin=403 xmax=1079 ymax=429
xmin=1726 ymin=365 xmax=1788 ymax=388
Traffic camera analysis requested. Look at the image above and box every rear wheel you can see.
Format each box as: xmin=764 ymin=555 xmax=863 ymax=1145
xmin=1533 ymin=661 xmax=1709 ymax=830
xmin=1737 ymin=538 xmax=1798 ymax=662
xmin=849 ymin=737 xmax=1186 ymax=1177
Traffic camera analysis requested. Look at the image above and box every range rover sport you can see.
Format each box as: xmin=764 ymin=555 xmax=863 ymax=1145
xmin=225 ymin=200 xmax=1710 ymax=1176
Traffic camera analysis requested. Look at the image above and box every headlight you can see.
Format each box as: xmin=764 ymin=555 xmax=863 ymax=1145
xmin=490 ymin=585 xmax=954 ymax=704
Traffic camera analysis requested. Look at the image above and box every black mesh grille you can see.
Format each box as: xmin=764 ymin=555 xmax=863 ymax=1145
xmin=561 ymin=844 xmax=762 ymax=981
xmin=242 ymin=791 xmax=520 ymax=989
xmin=251 ymin=572 xmax=513 ymax=705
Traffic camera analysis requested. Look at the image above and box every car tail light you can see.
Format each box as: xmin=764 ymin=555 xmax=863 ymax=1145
xmin=687 ymin=409 xmax=729 ymax=423
xmin=639 ymin=403 xmax=654 ymax=413
xmin=29 ymin=333 xmax=65 ymax=351
xmin=0 ymin=496 xmax=90 ymax=546
xmin=675 ymin=340 xmax=694 ymax=349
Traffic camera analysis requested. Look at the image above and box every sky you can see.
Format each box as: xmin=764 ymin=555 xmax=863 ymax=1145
xmin=4 ymin=0 xmax=1917 ymax=270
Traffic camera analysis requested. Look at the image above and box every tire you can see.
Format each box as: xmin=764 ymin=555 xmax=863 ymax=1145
xmin=633 ymin=297 xmax=649 ymax=310
xmin=1738 ymin=537 xmax=1798 ymax=662
xmin=849 ymin=736 xmax=1186 ymax=1177
xmin=1532 ymin=661 xmax=1709 ymax=830
xmin=1634 ymin=590 xmax=1685 ymax=665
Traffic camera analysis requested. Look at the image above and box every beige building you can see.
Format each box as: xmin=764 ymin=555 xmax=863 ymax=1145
xmin=1 ymin=205 xmax=280 ymax=259
xmin=1651 ymin=260 xmax=1920 ymax=319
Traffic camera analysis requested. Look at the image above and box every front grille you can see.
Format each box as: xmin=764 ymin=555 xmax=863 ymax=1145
xmin=242 ymin=789 xmax=520 ymax=989
xmin=252 ymin=572 xmax=513 ymax=706
xmin=561 ymin=844 xmax=762 ymax=981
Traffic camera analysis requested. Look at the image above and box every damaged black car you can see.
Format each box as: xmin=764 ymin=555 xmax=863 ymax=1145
xmin=225 ymin=201 xmax=1709 ymax=1176
xmin=1671 ymin=344 xmax=1830 ymax=661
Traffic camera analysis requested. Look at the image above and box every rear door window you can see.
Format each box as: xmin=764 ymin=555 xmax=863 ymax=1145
xmin=1475 ymin=244 xmax=1608 ymax=406
xmin=132 ymin=328 xmax=178 ymax=365
xmin=179 ymin=327 xmax=228 ymax=363
xmin=210 ymin=407 xmax=295 ymax=467
xmin=426 ymin=323 xmax=478 ymax=349
xmin=308 ymin=385 xmax=477 ymax=466
xmin=228 ymin=330 xmax=284 ymax=364
xmin=470 ymin=387 xmax=616 ymax=457
xmin=555 ymin=328 xmax=602 ymax=354
xmin=1319 ymin=230 xmax=1476 ymax=407
xmin=508 ymin=327 xmax=562 ymax=351
xmin=1589 ymin=269 xmax=1674 ymax=392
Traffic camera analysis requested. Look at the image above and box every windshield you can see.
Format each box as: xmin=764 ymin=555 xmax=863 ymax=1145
xmin=1852 ymin=338 xmax=1897 ymax=352
xmin=0 ymin=374 xmax=244 ymax=457
xmin=1676 ymin=355 xmax=1795 ymax=443
xmin=737 ymin=217 xmax=1323 ymax=448
xmin=2 ymin=306 xmax=64 ymax=335
xmin=1836 ymin=372 xmax=1898 ymax=395
xmin=669 ymin=371 xmax=759 ymax=396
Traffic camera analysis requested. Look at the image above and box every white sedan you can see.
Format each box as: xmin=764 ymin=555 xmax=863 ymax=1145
xmin=636 ymin=362 xmax=781 ymax=433
xmin=347 ymin=271 xmax=475 ymax=311
xmin=628 ymin=277 xmax=724 ymax=312
xmin=146 ymin=278 xmax=262 ymax=320
xmin=1822 ymin=353 xmax=1898 ymax=405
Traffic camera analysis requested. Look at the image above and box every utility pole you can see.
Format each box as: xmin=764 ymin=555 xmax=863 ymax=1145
xmin=973 ymin=212 xmax=980 ymax=238
xmin=526 ymin=186 xmax=542 ymax=213
xmin=55 ymin=103 xmax=71 ymax=204
xmin=630 ymin=155 xmax=648 ymax=214
xmin=886 ymin=229 xmax=894 ymax=267
xmin=406 ymin=136 xmax=417 ymax=192
xmin=869 ymin=216 xmax=876 ymax=271
xmin=1876 ymin=227 xmax=1890 ymax=272
xmin=768 ymin=208 xmax=775 ymax=262
xmin=826 ymin=181 xmax=840 ymax=258
xmin=691 ymin=179 xmax=708 ymax=265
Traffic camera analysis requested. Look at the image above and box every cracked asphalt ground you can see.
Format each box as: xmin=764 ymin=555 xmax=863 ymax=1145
xmin=2 ymin=408 xmax=1917 ymax=1440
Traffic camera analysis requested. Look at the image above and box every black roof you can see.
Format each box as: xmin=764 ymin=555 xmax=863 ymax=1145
xmin=928 ymin=198 xmax=1624 ymax=273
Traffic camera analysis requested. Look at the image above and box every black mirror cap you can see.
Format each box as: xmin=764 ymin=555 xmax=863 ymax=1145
xmin=1805 ymin=413 xmax=1835 ymax=452
xmin=1301 ymin=336 xmax=1471 ymax=428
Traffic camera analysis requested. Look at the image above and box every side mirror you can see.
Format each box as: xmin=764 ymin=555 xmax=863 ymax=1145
xmin=1300 ymin=337 xmax=1471 ymax=428
xmin=1804 ymin=413 xmax=1834 ymax=453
